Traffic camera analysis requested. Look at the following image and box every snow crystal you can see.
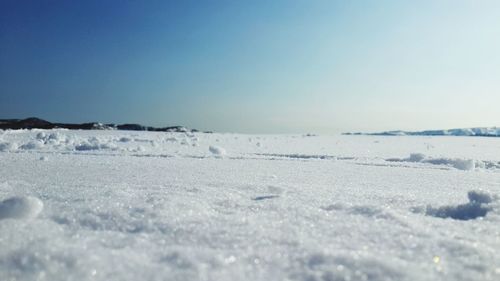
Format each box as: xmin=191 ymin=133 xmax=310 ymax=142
xmin=0 ymin=196 xmax=44 ymax=220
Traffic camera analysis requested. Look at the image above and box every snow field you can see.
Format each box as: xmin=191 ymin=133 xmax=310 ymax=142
xmin=0 ymin=130 xmax=500 ymax=281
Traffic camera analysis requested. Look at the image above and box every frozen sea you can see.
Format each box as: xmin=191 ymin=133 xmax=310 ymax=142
xmin=1 ymin=129 xmax=499 ymax=281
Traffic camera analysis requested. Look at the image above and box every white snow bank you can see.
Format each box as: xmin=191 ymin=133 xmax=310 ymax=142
xmin=0 ymin=196 xmax=44 ymax=220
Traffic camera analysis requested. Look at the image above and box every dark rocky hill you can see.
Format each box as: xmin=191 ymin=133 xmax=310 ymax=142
xmin=0 ymin=117 xmax=196 ymax=132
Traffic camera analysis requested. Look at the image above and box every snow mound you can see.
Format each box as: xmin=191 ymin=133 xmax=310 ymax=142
xmin=426 ymin=158 xmax=476 ymax=171
xmin=118 ymin=137 xmax=132 ymax=142
xmin=0 ymin=196 xmax=44 ymax=220
xmin=387 ymin=153 xmax=478 ymax=171
xmin=19 ymin=141 xmax=43 ymax=150
xmin=0 ymin=142 xmax=17 ymax=152
xmin=36 ymin=131 xmax=69 ymax=146
xmin=424 ymin=191 xmax=495 ymax=220
xmin=74 ymin=137 xmax=117 ymax=151
xmin=209 ymin=145 xmax=226 ymax=156
xmin=407 ymin=153 xmax=426 ymax=162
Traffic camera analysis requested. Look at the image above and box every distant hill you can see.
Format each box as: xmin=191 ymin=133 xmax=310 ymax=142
xmin=0 ymin=117 xmax=203 ymax=132
xmin=344 ymin=127 xmax=500 ymax=137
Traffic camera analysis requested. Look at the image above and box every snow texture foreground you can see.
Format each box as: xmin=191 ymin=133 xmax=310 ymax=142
xmin=1 ymin=130 xmax=500 ymax=281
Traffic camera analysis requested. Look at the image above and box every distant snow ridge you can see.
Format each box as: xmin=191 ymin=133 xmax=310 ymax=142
xmin=386 ymin=153 xmax=496 ymax=171
xmin=349 ymin=127 xmax=500 ymax=137
xmin=0 ymin=196 xmax=44 ymax=220
xmin=424 ymin=191 xmax=495 ymax=220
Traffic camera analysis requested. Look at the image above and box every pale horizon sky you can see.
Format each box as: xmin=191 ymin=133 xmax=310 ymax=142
xmin=1 ymin=0 xmax=499 ymax=133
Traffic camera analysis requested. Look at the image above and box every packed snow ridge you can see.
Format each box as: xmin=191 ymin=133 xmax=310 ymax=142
xmin=345 ymin=127 xmax=500 ymax=137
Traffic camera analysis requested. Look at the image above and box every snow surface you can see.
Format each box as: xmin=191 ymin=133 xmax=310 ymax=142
xmin=1 ymin=130 xmax=500 ymax=281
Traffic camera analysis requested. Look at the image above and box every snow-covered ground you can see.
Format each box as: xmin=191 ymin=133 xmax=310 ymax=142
xmin=1 ymin=129 xmax=499 ymax=281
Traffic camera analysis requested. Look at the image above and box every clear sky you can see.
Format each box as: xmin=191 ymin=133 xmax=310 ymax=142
xmin=1 ymin=0 xmax=499 ymax=133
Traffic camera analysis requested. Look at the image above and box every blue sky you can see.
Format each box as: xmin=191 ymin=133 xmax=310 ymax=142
xmin=1 ymin=0 xmax=499 ymax=133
